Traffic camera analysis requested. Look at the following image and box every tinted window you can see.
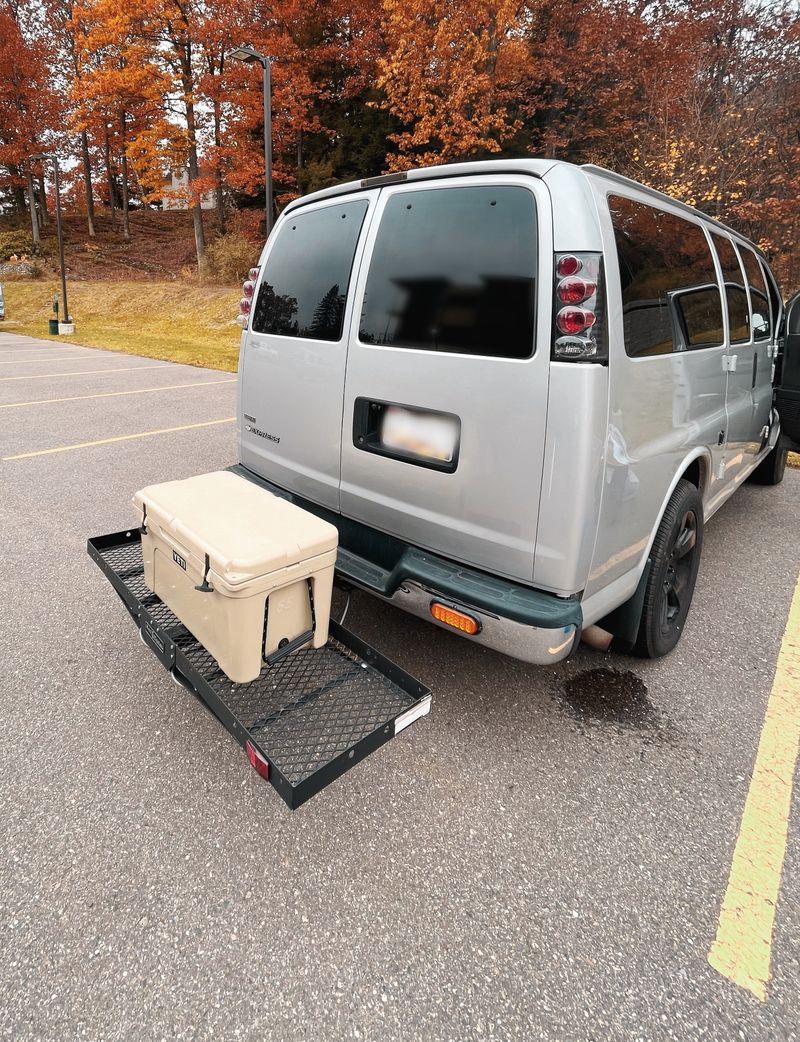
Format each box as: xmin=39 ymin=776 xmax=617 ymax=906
xmin=359 ymin=186 xmax=537 ymax=358
xmin=610 ymin=196 xmax=723 ymax=357
xmin=252 ymin=200 xmax=369 ymax=341
xmin=738 ymin=245 xmax=771 ymax=340
xmin=711 ymin=234 xmax=750 ymax=343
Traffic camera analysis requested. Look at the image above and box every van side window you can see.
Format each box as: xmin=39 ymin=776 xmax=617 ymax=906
xmin=251 ymin=200 xmax=369 ymax=341
xmin=609 ymin=196 xmax=723 ymax=357
xmin=737 ymin=244 xmax=771 ymax=340
xmin=359 ymin=186 xmax=537 ymax=358
xmin=710 ymin=234 xmax=750 ymax=344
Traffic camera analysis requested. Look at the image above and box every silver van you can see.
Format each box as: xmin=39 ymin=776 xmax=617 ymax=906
xmin=233 ymin=158 xmax=795 ymax=665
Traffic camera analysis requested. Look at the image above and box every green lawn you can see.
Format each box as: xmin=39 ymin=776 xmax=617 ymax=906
xmin=1 ymin=280 xmax=242 ymax=371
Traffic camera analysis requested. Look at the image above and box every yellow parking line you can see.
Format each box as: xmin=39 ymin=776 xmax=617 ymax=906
xmin=0 ymin=379 xmax=236 ymax=409
xmin=708 ymin=571 xmax=800 ymax=1000
xmin=3 ymin=417 xmax=236 ymax=460
xmin=0 ymin=365 xmax=169 ymax=382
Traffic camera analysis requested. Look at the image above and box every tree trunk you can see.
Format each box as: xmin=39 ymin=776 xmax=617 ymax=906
xmin=37 ymin=171 xmax=49 ymax=226
xmin=104 ymin=126 xmax=117 ymax=231
xmin=26 ymin=167 xmax=40 ymax=246
xmin=213 ymin=96 xmax=225 ymax=234
xmin=81 ymin=128 xmax=96 ymax=237
xmin=119 ymin=111 xmax=131 ymax=241
xmin=297 ymin=129 xmax=303 ymax=195
xmin=180 ymin=42 xmax=206 ymax=271
xmin=9 ymin=169 xmax=26 ymax=217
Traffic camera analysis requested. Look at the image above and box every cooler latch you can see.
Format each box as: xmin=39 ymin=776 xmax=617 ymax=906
xmin=194 ymin=553 xmax=214 ymax=593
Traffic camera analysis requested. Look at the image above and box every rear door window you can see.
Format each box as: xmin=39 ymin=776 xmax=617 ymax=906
xmin=609 ymin=196 xmax=723 ymax=357
xmin=359 ymin=185 xmax=537 ymax=358
xmin=251 ymin=200 xmax=369 ymax=341
xmin=711 ymin=234 xmax=750 ymax=343
xmin=737 ymin=244 xmax=771 ymax=341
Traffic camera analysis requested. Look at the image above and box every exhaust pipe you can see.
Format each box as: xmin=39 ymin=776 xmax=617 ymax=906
xmin=580 ymin=624 xmax=614 ymax=652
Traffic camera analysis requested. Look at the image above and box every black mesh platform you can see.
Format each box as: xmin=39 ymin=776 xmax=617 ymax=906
xmin=88 ymin=529 xmax=431 ymax=809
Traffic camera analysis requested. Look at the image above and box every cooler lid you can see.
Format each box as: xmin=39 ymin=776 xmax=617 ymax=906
xmin=133 ymin=471 xmax=338 ymax=585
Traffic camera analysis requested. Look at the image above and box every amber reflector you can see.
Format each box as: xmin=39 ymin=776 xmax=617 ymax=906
xmin=430 ymin=602 xmax=480 ymax=635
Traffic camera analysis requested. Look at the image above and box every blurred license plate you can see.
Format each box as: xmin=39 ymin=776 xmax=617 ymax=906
xmin=380 ymin=407 xmax=458 ymax=463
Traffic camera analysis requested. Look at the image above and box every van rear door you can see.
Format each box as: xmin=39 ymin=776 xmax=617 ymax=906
xmin=777 ymin=291 xmax=800 ymax=450
xmin=239 ymin=191 xmax=376 ymax=510
xmin=339 ymin=175 xmax=552 ymax=582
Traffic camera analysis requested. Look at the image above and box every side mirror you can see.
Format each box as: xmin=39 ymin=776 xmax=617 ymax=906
xmin=752 ymin=312 xmax=769 ymax=338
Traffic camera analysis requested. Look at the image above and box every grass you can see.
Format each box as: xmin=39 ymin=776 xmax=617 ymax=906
xmin=790 ymin=453 xmax=800 ymax=469
xmin=1 ymin=280 xmax=242 ymax=371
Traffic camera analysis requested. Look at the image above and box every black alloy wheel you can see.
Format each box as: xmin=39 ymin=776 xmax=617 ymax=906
xmin=633 ymin=479 xmax=704 ymax=658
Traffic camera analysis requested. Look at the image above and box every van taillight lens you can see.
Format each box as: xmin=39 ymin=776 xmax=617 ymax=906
xmin=553 ymin=252 xmax=606 ymax=363
xmin=242 ymin=280 xmax=255 ymax=299
xmin=249 ymin=266 xmax=260 ymax=283
xmin=557 ymin=254 xmax=582 ymax=277
xmin=557 ymin=277 xmax=596 ymax=304
xmin=239 ymin=296 xmax=252 ymax=315
xmin=557 ymin=307 xmax=595 ymax=335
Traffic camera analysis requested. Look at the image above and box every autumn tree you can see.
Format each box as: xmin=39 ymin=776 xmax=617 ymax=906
xmin=379 ymin=0 xmax=525 ymax=168
xmin=0 ymin=2 xmax=61 ymax=237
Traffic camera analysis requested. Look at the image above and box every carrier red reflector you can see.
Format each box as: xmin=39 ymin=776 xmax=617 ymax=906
xmin=245 ymin=739 xmax=270 ymax=780
xmin=430 ymin=602 xmax=480 ymax=635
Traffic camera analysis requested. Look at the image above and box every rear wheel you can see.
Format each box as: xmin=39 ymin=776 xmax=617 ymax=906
xmin=633 ymin=479 xmax=703 ymax=658
xmin=748 ymin=444 xmax=787 ymax=486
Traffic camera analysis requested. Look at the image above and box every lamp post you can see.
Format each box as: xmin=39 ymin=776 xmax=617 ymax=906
xmin=31 ymin=152 xmax=71 ymax=330
xmin=228 ymin=45 xmax=274 ymax=237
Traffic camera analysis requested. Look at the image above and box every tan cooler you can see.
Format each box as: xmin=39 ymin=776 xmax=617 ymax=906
xmin=133 ymin=471 xmax=338 ymax=684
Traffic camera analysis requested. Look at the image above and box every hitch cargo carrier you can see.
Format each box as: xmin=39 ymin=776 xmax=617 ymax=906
xmin=88 ymin=529 xmax=431 ymax=809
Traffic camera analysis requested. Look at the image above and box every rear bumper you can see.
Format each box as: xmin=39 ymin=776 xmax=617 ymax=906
xmin=377 ymin=580 xmax=580 ymax=664
xmin=230 ymin=464 xmax=582 ymax=665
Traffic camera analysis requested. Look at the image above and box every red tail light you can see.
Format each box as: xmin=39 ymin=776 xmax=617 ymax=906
xmin=238 ymin=267 xmax=260 ymax=328
xmin=245 ymin=739 xmax=270 ymax=780
xmin=557 ymin=307 xmax=596 ymax=335
xmin=556 ymin=254 xmax=583 ymax=277
xmin=557 ymin=276 xmax=597 ymax=304
xmin=552 ymin=252 xmax=606 ymax=362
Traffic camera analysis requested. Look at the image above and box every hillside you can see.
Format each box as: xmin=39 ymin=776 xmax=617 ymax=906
xmin=5 ymin=207 xmax=261 ymax=283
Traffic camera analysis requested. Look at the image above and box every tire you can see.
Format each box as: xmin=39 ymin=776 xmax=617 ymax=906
xmin=632 ymin=479 xmax=703 ymax=658
xmin=747 ymin=445 xmax=787 ymax=486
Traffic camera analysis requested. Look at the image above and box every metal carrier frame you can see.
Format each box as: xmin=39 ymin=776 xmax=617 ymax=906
xmin=88 ymin=529 xmax=432 ymax=809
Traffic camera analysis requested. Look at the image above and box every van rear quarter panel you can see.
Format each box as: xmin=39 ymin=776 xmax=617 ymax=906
xmin=581 ymin=173 xmax=723 ymax=610
xmin=533 ymin=166 xmax=609 ymax=595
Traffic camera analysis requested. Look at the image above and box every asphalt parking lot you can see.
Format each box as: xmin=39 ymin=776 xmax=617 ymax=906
xmin=1 ymin=331 xmax=799 ymax=1042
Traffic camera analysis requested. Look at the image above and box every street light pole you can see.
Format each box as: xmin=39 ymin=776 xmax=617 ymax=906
xmin=229 ymin=46 xmax=274 ymax=237
xmin=31 ymin=151 xmax=70 ymax=327
xmin=52 ymin=157 xmax=69 ymax=325
xmin=262 ymin=57 xmax=273 ymax=238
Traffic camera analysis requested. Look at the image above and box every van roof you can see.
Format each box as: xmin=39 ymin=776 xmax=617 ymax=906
xmin=283 ymin=157 xmax=764 ymax=261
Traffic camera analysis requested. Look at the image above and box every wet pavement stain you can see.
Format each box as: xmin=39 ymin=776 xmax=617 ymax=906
xmin=557 ymin=667 xmax=672 ymax=742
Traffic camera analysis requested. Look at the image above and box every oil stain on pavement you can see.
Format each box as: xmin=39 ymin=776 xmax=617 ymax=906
xmin=557 ymin=667 xmax=672 ymax=743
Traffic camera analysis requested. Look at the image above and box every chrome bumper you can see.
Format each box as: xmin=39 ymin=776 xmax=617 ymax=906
xmin=375 ymin=580 xmax=580 ymax=665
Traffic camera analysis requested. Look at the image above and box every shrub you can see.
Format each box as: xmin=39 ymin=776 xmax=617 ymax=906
xmin=0 ymin=229 xmax=39 ymax=261
xmin=206 ymin=231 xmax=260 ymax=285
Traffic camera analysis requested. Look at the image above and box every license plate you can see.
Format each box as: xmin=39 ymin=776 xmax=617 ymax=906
xmin=380 ymin=407 xmax=459 ymax=463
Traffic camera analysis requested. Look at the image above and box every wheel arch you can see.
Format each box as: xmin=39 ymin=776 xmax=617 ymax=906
xmin=593 ymin=449 xmax=709 ymax=644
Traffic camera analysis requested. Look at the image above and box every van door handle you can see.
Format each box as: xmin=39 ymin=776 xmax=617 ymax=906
xmin=752 ymin=353 xmax=758 ymax=388
xmin=723 ymin=354 xmax=738 ymax=372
